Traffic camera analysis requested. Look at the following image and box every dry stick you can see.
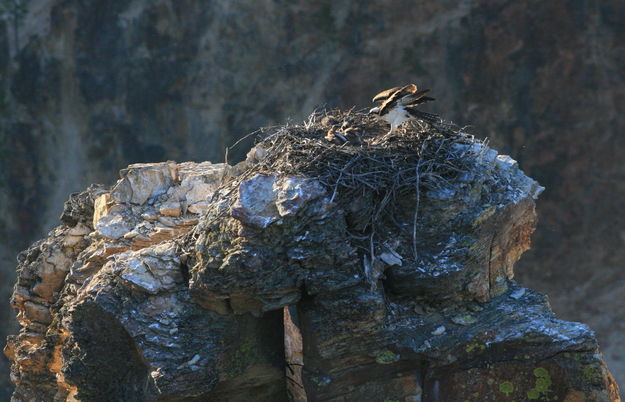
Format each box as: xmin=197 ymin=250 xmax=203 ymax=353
xmin=330 ymin=169 xmax=344 ymax=203
xmin=373 ymin=187 xmax=394 ymax=222
xmin=369 ymin=231 xmax=375 ymax=266
xmin=412 ymin=142 xmax=427 ymax=262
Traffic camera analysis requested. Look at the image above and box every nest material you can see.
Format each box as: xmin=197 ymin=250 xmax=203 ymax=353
xmin=224 ymin=109 xmax=480 ymax=232
xmin=177 ymin=108 xmax=488 ymax=290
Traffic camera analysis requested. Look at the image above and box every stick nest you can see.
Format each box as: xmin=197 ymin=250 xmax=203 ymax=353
xmin=223 ymin=109 xmax=482 ymax=234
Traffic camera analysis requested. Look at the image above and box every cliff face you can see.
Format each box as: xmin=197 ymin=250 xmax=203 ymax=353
xmin=5 ymin=113 xmax=620 ymax=401
xmin=1 ymin=0 xmax=625 ymax=396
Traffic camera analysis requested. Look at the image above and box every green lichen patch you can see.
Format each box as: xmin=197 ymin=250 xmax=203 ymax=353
xmin=526 ymin=367 xmax=553 ymax=400
xmin=533 ymin=367 xmax=549 ymax=378
xmin=499 ymin=381 xmax=514 ymax=395
xmin=375 ymin=350 xmax=400 ymax=365
xmin=465 ymin=342 xmax=487 ymax=353
xmin=527 ymin=388 xmax=541 ymax=400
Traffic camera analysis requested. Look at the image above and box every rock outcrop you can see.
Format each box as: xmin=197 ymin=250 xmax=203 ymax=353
xmin=2 ymin=1 xmax=625 ymax=395
xmin=5 ymin=113 xmax=619 ymax=401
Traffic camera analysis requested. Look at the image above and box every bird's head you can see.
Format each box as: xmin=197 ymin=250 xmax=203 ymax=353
xmin=368 ymin=106 xmax=381 ymax=115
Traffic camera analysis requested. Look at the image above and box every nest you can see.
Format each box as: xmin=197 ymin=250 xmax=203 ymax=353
xmin=217 ymin=109 xmax=483 ymax=263
xmin=228 ymin=110 xmax=477 ymax=216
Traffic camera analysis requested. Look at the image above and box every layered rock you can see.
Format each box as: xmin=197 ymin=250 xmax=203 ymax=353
xmin=5 ymin=113 xmax=620 ymax=401
xmin=7 ymin=161 xmax=286 ymax=401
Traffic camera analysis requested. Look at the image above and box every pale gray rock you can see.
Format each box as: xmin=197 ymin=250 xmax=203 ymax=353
xmin=95 ymin=213 xmax=134 ymax=240
xmin=274 ymin=177 xmax=326 ymax=217
xmin=230 ymin=175 xmax=328 ymax=229
xmin=111 ymin=163 xmax=175 ymax=205
xmin=230 ymin=174 xmax=279 ymax=229
xmin=113 ymin=244 xmax=183 ymax=295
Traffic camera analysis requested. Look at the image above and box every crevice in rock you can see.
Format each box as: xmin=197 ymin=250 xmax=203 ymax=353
xmin=284 ymin=306 xmax=306 ymax=402
xmin=179 ymin=253 xmax=190 ymax=287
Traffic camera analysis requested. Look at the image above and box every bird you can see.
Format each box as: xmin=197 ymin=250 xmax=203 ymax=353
xmin=368 ymin=84 xmax=439 ymax=134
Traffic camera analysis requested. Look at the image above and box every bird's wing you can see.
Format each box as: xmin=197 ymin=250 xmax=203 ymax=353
xmin=404 ymin=105 xmax=440 ymax=123
xmin=372 ymin=84 xmax=418 ymax=103
xmin=398 ymin=89 xmax=434 ymax=106
xmin=378 ymin=84 xmax=418 ymax=115
xmin=371 ymin=86 xmax=402 ymax=103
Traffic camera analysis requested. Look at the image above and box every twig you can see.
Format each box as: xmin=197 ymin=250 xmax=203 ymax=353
xmin=330 ymin=169 xmax=343 ymax=203
xmin=412 ymin=142 xmax=427 ymax=262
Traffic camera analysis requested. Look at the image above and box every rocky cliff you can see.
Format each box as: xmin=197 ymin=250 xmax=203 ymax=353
xmin=5 ymin=113 xmax=619 ymax=401
xmin=2 ymin=0 xmax=625 ymax=397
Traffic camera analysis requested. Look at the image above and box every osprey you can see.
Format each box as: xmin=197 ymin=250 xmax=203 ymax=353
xmin=369 ymin=84 xmax=439 ymax=134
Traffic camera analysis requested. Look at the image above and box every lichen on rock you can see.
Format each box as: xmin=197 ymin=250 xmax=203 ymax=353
xmin=4 ymin=110 xmax=619 ymax=401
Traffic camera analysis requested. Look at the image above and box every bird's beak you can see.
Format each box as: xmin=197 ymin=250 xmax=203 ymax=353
xmin=368 ymin=107 xmax=380 ymax=115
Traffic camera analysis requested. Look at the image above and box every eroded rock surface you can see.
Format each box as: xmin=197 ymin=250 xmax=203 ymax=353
xmin=5 ymin=113 xmax=619 ymax=401
xmin=6 ymin=161 xmax=286 ymax=401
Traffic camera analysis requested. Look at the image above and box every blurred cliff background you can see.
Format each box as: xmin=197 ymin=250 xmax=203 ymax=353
xmin=0 ymin=0 xmax=623 ymax=397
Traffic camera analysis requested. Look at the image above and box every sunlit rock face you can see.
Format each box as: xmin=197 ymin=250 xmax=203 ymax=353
xmin=6 ymin=161 xmax=285 ymax=401
xmin=4 ymin=114 xmax=619 ymax=401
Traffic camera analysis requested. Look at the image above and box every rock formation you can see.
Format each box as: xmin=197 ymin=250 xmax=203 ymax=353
xmin=2 ymin=1 xmax=625 ymax=395
xmin=5 ymin=112 xmax=619 ymax=401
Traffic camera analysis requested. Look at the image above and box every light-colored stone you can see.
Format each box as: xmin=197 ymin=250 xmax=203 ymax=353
xmin=96 ymin=214 xmax=133 ymax=240
xmin=231 ymin=175 xmax=279 ymax=228
xmin=67 ymin=223 xmax=91 ymax=237
xmin=185 ymin=183 xmax=217 ymax=208
xmin=495 ymin=154 xmax=518 ymax=170
xmin=230 ymin=175 xmax=327 ymax=228
xmin=93 ymin=193 xmax=112 ymax=228
xmin=62 ymin=223 xmax=92 ymax=248
xmin=31 ymin=247 xmax=72 ymax=300
xmin=187 ymin=202 xmax=210 ymax=215
xmin=114 ymin=244 xmax=183 ymax=295
xmin=157 ymin=216 xmax=176 ymax=227
xmin=22 ymin=301 xmax=52 ymax=325
xmin=159 ymin=201 xmax=181 ymax=217
xmin=380 ymin=252 xmax=402 ymax=267
xmin=274 ymin=177 xmax=326 ymax=217
xmin=111 ymin=163 xmax=174 ymax=205
xmin=141 ymin=210 xmax=158 ymax=221
xmin=123 ymin=231 xmax=139 ymax=239
xmin=62 ymin=235 xmax=82 ymax=248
